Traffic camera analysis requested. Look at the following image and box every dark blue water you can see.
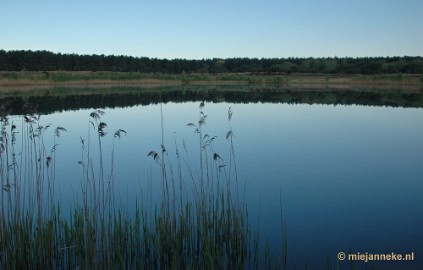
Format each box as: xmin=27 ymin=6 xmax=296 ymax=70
xmin=9 ymin=101 xmax=423 ymax=269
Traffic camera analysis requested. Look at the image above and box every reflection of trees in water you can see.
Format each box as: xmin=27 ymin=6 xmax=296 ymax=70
xmin=2 ymin=87 xmax=423 ymax=115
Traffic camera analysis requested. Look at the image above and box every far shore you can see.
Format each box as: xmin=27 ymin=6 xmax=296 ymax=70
xmin=0 ymin=71 xmax=422 ymax=93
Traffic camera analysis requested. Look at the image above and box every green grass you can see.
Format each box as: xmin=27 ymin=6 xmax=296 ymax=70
xmin=49 ymin=71 xmax=161 ymax=82
xmin=2 ymin=71 xmax=423 ymax=90
xmin=0 ymin=71 xmax=184 ymax=82
xmin=0 ymin=103 xmax=286 ymax=269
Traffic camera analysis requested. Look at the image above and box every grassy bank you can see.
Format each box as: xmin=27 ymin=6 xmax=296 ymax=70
xmin=0 ymin=104 xmax=287 ymax=269
xmin=1 ymin=71 xmax=422 ymax=90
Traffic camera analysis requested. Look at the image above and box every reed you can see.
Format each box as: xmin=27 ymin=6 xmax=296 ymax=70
xmin=0 ymin=102 xmax=286 ymax=269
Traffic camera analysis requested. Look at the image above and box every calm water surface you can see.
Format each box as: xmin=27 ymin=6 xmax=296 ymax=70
xmin=7 ymin=94 xmax=423 ymax=268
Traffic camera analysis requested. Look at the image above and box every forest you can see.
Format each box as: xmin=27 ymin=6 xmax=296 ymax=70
xmin=0 ymin=50 xmax=422 ymax=75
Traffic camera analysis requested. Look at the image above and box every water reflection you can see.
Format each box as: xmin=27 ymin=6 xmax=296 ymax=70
xmin=1 ymin=86 xmax=422 ymax=268
xmin=1 ymin=85 xmax=422 ymax=115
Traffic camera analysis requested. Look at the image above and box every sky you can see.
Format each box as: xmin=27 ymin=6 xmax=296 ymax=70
xmin=1 ymin=0 xmax=422 ymax=59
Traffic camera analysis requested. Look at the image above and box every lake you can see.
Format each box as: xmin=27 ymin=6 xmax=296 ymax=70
xmin=1 ymin=85 xmax=423 ymax=269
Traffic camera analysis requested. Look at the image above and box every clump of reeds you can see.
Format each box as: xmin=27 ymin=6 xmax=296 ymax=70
xmin=0 ymin=102 xmax=285 ymax=269
xmin=0 ymin=102 xmax=67 ymax=269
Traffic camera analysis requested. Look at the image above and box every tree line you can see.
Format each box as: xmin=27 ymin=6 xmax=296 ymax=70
xmin=0 ymin=49 xmax=422 ymax=75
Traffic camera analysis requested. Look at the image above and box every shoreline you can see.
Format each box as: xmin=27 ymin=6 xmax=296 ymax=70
xmin=1 ymin=72 xmax=422 ymax=93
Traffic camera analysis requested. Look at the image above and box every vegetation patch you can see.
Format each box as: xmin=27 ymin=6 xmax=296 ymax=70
xmin=0 ymin=103 xmax=287 ymax=269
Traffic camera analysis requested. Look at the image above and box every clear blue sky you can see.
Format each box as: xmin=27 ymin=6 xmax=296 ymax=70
xmin=1 ymin=0 xmax=422 ymax=59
